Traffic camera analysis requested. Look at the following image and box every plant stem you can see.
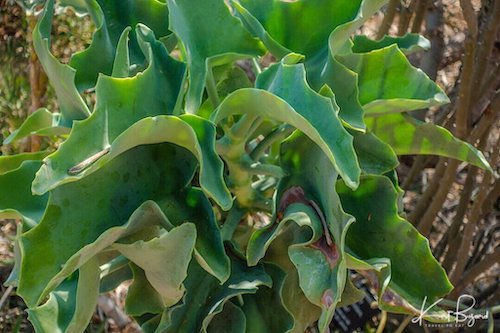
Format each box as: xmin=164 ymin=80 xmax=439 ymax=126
xmin=230 ymin=114 xmax=260 ymax=141
xmin=401 ymin=155 xmax=426 ymax=190
xmin=450 ymin=248 xmax=500 ymax=298
xmin=221 ymin=205 xmax=246 ymax=241
xmin=376 ymin=311 xmax=387 ymax=333
xmin=450 ymin=135 xmax=499 ymax=284
xmin=442 ymin=125 xmax=490 ymax=269
xmin=408 ymin=158 xmax=446 ymax=224
xmin=206 ymin=67 xmax=220 ymax=108
xmin=173 ymin=72 xmax=188 ymax=115
xmin=250 ymin=124 xmax=294 ymax=160
xmin=251 ymin=58 xmax=262 ymax=75
xmin=0 ymin=285 xmax=13 ymax=311
xmin=242 ymin=162 xmax=285 ymax=178
xmin=395 ymin=316 xmax=412 ymax=333
xmin=417 ymin=158 xmax=459 ymax=236
xmin=456 ymin=0 xmax=478 ymax=138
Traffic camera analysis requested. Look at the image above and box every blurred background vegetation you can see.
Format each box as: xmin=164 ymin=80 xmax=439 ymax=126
xmin=0 ymin=0 xmax=498 ymax=332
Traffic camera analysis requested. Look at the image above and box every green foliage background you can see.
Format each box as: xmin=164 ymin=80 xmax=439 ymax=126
xmin=0 ymin=0 xmax=495 ymax=332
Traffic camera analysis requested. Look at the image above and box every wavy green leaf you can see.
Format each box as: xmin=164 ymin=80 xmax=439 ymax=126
xmin=23 ymin=200 xmax=171 ymax=310
xmin=247 ymin=206 xmax=321 ymax=333
xmin=366 ymin=113 xmax=492 ymax=170
xmin=352 ymin=33 xmax=431 ymax=54
xmin=34 ymin=0 xmax=90 ymax=123
xmin=159 ymin=188 xmax=230 ymax=283
xmin=336 ymin=45 xmax=449 ymax=115
xmin=351 ymin=130 xmax=399 ymax=174
xmin=0 ymin=161 xmax=48 ymax=225
xmin=258 ymin=59 xmax=360 ymax=189
xmin=207 ymin=301 xmax=246 ymax=333
xmin=4 ymin=108 xmax=68 ymax=145
xmin=18 ymin=143 xmax=222 ymax=307
xmin=0 ymin=151 xmax=49 ymax=174
xmin=247 ymin=203 xmax=323 ymax=266
xmin=337 ymin=175 xmax=453 ymax=320
xmin=235 ymin=0 xmax=366 ymax=59
xmin=308 ymin=2 xmax=428 ymax=130
xmin=111 ymin=26 xmax=132 ymax=78
xmin=34 ymin=115 xmax=231 ymax=209
xmin=27 ymin=258 xmax=100 ymax=333
xmin=166 ymin=0 xmax=265 ymax=113
xmin=247 ymin=133 xmax=356 ymax=332
xmin=279 ymin=133 xmax=355 ymax=331
xmin=113 ymin=223 xmax=196 ymax=308
xmin=32 ymin=26 xmax=186 ymax=195
xmin=69 ymin=0 xmax=171 ymax=90
xmin=239 ymin=264 xmax=294 ymax=333
xmin=126 ymin=263 xmax=166 ymax=316
xmin=213 ymin=59 xmax=360 ymax=189
xmin=154 ymin=258 xmax=271 ymax=333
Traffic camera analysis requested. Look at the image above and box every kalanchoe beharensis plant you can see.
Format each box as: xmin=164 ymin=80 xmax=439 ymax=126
xmin=1 ymin=0 xmax=493 ymax=332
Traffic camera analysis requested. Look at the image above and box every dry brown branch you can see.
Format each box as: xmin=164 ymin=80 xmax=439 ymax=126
xmin=377 ymin=0 xmax=400 ymax=39
xmin=417 ymin=158 xmax=460 ymax=236
xmin=397 ymin=0 xmax=415 ymax=35
xmin=410 ymin=0 xmax=428 ymax=33
xmin=450 ymin=248 xmax=500 ymax=298
xmin=408 ymin=158 xmax=446 ymax=224
xmin=450 ymin=134 xmax=499 ymax=284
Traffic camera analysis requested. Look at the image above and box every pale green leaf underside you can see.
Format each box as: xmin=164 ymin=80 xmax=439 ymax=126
xmin=113 ymin=223 xmax=196 ymax=308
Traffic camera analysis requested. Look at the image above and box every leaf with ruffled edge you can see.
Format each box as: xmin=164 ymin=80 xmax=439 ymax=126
xmin=207 ymin=301 xmax=246 ymax=333
xmin=34 ymin=0 xmax=90 ymax=124
xmin=32 ymin=25 xmax=186 ymax=194
xmin=337 ymin=175 xmax=453 ymax=321
xmin=352 ymin=33 xmax=431 ymax=54
xmin=166 ymin=0 xmax=265 ymax=113
xmin=18 ymin=143 xmax=228 ymax=307
xmin=366 ymin=113 xmax=492 ymax=171
xmin=233 ymin=0 xmax=367 ymax=60
xmin=0 ymin=161 xmax=48 ymax=226
xmin=113 ymin=223 xmax=196 ymax=309
xmin=212 ymin=56 xmax=360 ymax=189
xmin=27 ymin=258 xmax=100 ymax=333
xmin=143 ymin=258 xmax=272 ymax=333
xmin=68 ymin=0 xmax=171 ymax=90
xmin=0 ymin=151 xmax=49 ymax=174
xmin=247 ymin=133 xmax=356 ymax=332
xmin=336 ymin=45 xmax=449 ymax=115
xmin=351 ymin=129 xmax=399 ymax=175
xmin=3 ymin=108 xmax=69 ymax=145
xmin=237 ymin=264 xmax=294 ymax=333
